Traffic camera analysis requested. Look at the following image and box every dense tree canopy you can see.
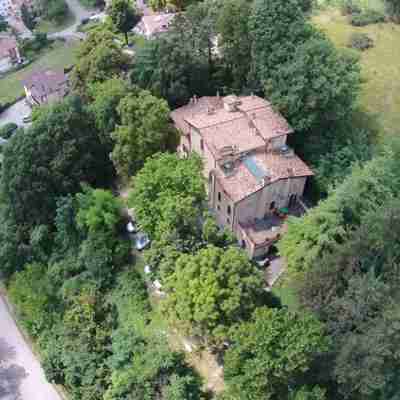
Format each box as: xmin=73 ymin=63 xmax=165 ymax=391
xmin=72 ymin=28 xmax=129 ymax=93
xmin=278 ymin=138 xmax=400 ymax=275
xmin=0 ymin=96 xmax=112 ymax=278
xmin=108 ymin=0 xmax=141 ymax=45
xmin=164 ymin=245 xmax=266 ymax=346
xmin=223 ymin=307 xmax=328 ymax=400
xmin=88 ymin=78 xmax=136 ymax=149
xmin=128 ymin=153 xmax=205 ymax=239
xmin=249 ymin=0 xmax=361 ymax=132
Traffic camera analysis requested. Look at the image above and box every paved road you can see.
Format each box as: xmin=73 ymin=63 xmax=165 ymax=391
xmin=0 ymin=99 xmax=31 ymax=129
xmin=0 ymin=295 xmax=62 ymax=400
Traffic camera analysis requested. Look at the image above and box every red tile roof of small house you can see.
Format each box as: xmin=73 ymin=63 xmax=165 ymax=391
xmin=22 ymin=69 xmax=69 ymax=101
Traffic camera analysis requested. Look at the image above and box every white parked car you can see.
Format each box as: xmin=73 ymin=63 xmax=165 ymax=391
xmin=135 ymin=232 xmax=150 ymax=251
xmin=126 ymin=221 xmax=137 ymax=234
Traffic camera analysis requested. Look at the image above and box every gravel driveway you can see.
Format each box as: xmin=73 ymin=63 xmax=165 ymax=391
xmin=0 ymin=295 xmax=62 ymax=400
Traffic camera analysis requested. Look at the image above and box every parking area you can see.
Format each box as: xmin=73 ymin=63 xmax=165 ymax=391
xmin=0 ymin=99 xmax=31 ymax=129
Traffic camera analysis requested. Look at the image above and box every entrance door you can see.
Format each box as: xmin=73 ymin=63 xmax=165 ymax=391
xmin=288 ymin=194 xmax=297 ymax=208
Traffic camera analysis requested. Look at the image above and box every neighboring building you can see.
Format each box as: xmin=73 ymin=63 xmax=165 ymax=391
xmin=134 ymin=13 xmax=175 ymax=38
xmin=0 ymin=35 xmax=21 ymax=73
xmin=22 ymin=69 xmax=69 ymax=106
xmin=171 ymin=95 xmax=313 ymax=258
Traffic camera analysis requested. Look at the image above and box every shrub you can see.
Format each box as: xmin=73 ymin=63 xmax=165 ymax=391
xmin=348 ymin=32 xmax=374 ymax=50
xmin=0 ymin=123 xmax=18 ymax=139
xmin=350 ymin=9 xmax=385 ymax=26
xmin=341 ymin=0 xmax=361 ymax=15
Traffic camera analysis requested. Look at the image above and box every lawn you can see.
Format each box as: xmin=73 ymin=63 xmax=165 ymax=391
xmin=313 ymin=7 xmax=400 ymax=136
xmin=0 ymin=40 xmax=80 ymax=105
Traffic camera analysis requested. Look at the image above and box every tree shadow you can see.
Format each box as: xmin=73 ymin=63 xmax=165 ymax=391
xmin=0 ymin=338 xmax=28 ymax=400
xmin=0 ymin=338 xmax=17 ymax=364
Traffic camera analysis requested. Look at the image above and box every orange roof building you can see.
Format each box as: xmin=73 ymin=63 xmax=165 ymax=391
xmin=171 ymin=95 xmax=313 ymax=258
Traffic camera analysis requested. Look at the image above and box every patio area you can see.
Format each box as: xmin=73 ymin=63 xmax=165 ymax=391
xmin=240 ymin=201 xmax=306 ymax=256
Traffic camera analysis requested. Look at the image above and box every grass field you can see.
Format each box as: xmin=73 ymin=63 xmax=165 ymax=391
xmin=0 ymin=40 xmax=79 ymax=105
xmin=313 ymin=8 xmax=400 ymax=136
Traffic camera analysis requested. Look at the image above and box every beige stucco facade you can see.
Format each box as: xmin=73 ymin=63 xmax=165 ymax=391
xmin=172 ymin=95 xmax=313 ymax=258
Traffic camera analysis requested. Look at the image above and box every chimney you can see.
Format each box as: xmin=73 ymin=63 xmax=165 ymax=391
xmin=287 ymin=167 xmax=294 ymax=176
xmin=193 ymin=94 xmax=198 ymax=104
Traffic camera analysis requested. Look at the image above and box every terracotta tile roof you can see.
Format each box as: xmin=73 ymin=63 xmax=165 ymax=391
xmin=0 ymin=35 xmax=17 ymax=59
xmin=22 ymin=69 xmax=69 ymax=101
xmin=215 ymin=150 xmax=314 ymax=202
xmin=171 ymin=96 xmax=222 ymax=134
xmin=171 ymin=95 xmax=292 ymax=141
xmin=201 ymin=117 xmax=266 ymax=159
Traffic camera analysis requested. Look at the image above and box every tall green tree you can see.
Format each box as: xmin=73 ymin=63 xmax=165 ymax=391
xmin=0 ymin=96 xmax=112 ymax=278
xmin=248 ymin=0 xmax=361 ymax=132
xmin=278 ymin=138 xmax=400 ymax=276
xmin=128 ymin=152 xmax=205 ymax=239
xmin=108 ymin=0 xmax=141 ymax=45
xmin=217 ymin=0 xmax=251 ymax=92
xmin=72 ymin=28 xmax=129 ymax=93
xmin=88 ymin=78 xmax=133 ymax=147
xmin=164 ymin=245 xmax=266 ymax=346
xmin=224 ymin=307 xmax=329 ymax=400
xmin=111 ymin=90 xmax=177 ymax=179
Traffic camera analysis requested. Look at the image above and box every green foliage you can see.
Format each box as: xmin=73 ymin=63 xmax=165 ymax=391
xmin=108 ymin=0 xmax=141 ymax=45
xmin=111 ymin=91 xmax=177 ymax=179
xmin=0 ymin=15 xmax=9 ymax=32
xmin=72 ymin=28 xmax=129 ymax=94
xmin=217 ymin=0 xmax=251 ymax=92
xmin=347 ymin=32 xmax=374 ymax=50
xmin=297 ymin=197 xmax=400 ymax=399
xmin=224 ymin=307 xmax=329 ymax=400
xmin=164 ymin=245 xmax=266 ymax=346
xmin=278 ymin=139 xmax=400 ymax=275
xmin=290 ymin=386 xmax=327 ymax=400
xmin=385 ymin=0 xmax=400 ymax=20
xmin=249 ymin=0 xmax=361 ymax=132
xmin=88 ymin=78 xmax=133 ymax=147
xmin=8 ymin=263 xmax=54 ymax=336
xmin=21 ymin=3 xmax=36 ymax=30
xmin=129 ymin=152 xmax=205 ymax=239
xmin=0 ymin=123 xmax=18 ymax=139
xmin=46 ymin=0 xmax=69 ymax=23
xmin=0 ymin=96 xmax=112 ymax=274
xmin=350 ymin=8 xmax=385 ymax=25
xmin=76 ymin=186 xmax=122 ymax=236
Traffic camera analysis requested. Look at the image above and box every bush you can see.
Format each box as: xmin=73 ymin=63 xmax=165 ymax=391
xmin=350 ymin=9 xmax=385 ymax=26
xmin=0 ymin=123 xmax=18 ymax=139
xmin=341 ymin=0 xmax=362 ymax=15
xmin=348 ymin=32 xmax=374 ymax=50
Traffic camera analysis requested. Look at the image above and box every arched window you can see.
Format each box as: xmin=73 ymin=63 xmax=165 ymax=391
xmin=218 ymin=192 xmax=221 ymax=202
xmin=270 ymin=201 xmax=276 ymax=210
xmin=227 ymin=205 xmax=231 ymax=215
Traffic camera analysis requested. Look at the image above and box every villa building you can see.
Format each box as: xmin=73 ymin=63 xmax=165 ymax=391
xmin=171 ymin=94 xmax=313 ymax=258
